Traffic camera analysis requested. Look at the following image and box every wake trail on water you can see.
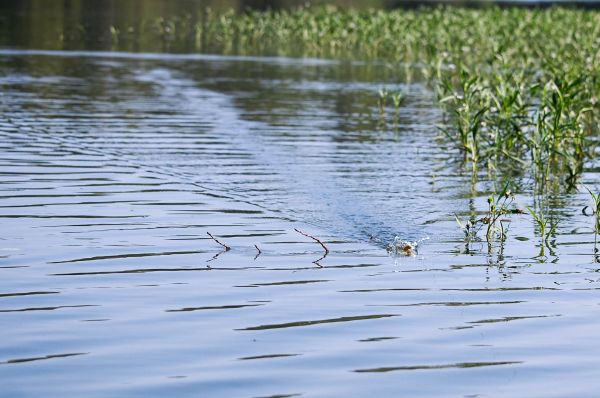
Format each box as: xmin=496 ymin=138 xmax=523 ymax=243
xmin=3 ymin=56 xmax=438 ymax=247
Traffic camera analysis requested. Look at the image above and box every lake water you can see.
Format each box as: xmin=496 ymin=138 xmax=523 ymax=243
xmin=1 ymin=50 xmax=600 ymax=397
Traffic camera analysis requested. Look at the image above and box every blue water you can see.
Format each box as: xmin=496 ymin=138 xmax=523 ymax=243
xmin=1 ymin=51 xmax=600 ymax=398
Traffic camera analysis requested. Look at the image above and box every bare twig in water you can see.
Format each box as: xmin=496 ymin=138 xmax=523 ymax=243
xmin=294 ymin=228 xmax=330 ymax=255
xmin=294 ymin=228 xmax=329 ymax=266
xmin=253 ymin=244 xmax=262 ymax=260
xmin=206 ymin=232 xmax=231 ymax=251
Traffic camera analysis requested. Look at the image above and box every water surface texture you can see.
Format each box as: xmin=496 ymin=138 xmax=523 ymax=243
xmin=1 ymin=51 xmax=600 ymax=397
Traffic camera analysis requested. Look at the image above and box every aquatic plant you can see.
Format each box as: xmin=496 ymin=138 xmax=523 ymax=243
xmin=483 ymin=188 xmax=517 ymax=243
xmin=439 ymin=71 xmax=488 ymax=168
xmin=481 ymin=71 xmax=529 ymax=171
xmin=455 ymin=216 xmax=477 ymax=242
xmin=391 ymin=90 xmax=403 ymax=110
xmin=525 ymin=205 xmax=554 ymax=258
xmin=377 ymin=88 xmax=389 ymax=117
xmin=437 ymin=68 xmax=597 ymax=187
xmin=377 ymin=88 xmax=403 ymax=118
xmin=584 ymin=186 xmax=600 ymax=258
xmin=456 ymin=184 xmax=522 ymax=245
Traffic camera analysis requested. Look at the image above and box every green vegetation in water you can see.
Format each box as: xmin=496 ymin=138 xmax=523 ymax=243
xmin=584 ymin=186 xmax=600 ymax=259
xmin=377 ymin=87 xmax=404 ymax=125
xmin=175 ymin=5 xmax=598 ymax=260
xmin=525 ymin=205 xmax=555 ymax=258
xmin=456 ymin=185 xmax=523 ymax=245
xmin=183 ymin=6 xmax=599 ymax=188
xmin=30 ymin=5 xmax=600 ymax=260
xmin=49 ymin=6 xmax=598 ymax=190
xmin=483 ymin=189 xmax=515 ymax=243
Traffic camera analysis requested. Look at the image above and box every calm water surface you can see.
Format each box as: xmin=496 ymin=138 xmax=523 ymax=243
xmin=1 ymin=50 xmax=600 ymax=397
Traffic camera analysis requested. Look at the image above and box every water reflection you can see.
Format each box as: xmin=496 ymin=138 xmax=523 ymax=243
xmin=354 ymin=361 xmax=523 ymax=373
xmin=1 ymin=352 xmax=88 ymax=365
xmin=236 ymin=314 xmax=398 ymax=330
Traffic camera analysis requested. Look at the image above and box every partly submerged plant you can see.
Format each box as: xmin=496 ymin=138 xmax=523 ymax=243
xmin=377 ymin=88 xmax=404 ymax=121
xmin=439 ymin=70 xmax=488 ymax=168
xmin=391 ymin=90 xmax=403 ymax=109
xmin=377 ymin=88 xmax=389 ymax=116
xmin=456 ymin=183 xmax=522 ymax=245
xmin=583 ymin=186 xmax=600 ymax=258
xmin=483 ymin=187 xmax=516 ymax=243
xmin=525 ymin=205 xmax=555 ymax=258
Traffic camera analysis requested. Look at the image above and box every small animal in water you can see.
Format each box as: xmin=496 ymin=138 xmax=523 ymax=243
xmin=387 ymin=236 xmax=426 ymax=257
xmin=398 ymin=241 xmax=417 ymax=256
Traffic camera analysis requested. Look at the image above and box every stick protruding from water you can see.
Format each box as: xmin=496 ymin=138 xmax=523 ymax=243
xmin=207 ymin=232 xmax=231 ymax=251
xmin=294 ymin=228 xmax=330 ymax=255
